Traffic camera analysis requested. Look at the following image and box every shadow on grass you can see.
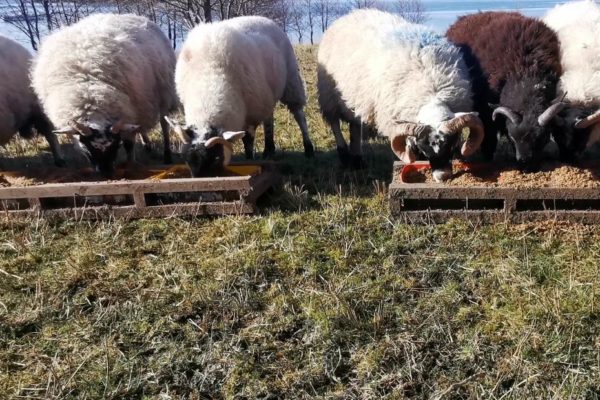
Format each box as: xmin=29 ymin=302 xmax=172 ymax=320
xmin=255 ymin=141 xmax=396 ymax=212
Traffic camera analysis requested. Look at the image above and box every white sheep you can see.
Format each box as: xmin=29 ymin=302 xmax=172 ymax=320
xmin=544 ymin=0 xmax=600 ymax=160
xmin=317 ymin=9 xmax=484 ymax=181
xmin=32 ymin=13 xmax=178 ymax=177
xmin=0 ymin=35 xmax=63 ymax=166
xmin=165 ymin=16 xmax=314 ymax=177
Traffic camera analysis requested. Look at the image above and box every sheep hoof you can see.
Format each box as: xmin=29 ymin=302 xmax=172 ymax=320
xmin=262 ymin=149 xmax=275 ymax=160
xmin=163 ymin=153 xmax=173 ymax=164
xmin=303 ymin=141 xmax=315 ymax=158
xmin=54 ymin=158 xmax=67 ymax=168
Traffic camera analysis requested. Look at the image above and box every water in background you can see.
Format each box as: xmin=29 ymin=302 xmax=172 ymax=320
xmin=424 ymin=0 xmax=565 ymax=32
xmin=0 ymin=0 xmax=573 ymax=48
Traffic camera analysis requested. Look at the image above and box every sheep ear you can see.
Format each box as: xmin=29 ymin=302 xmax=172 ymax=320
xmin=164 ymin=117 xmax=194 ymax=144
xmin=222 ymin=131 xmax=245 ymax=142
xmin=53 ymin=127 xmax=77 ymax=135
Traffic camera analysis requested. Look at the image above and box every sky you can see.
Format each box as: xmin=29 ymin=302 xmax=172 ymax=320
xmin=0 ymin=0 xmax=574 ymax=48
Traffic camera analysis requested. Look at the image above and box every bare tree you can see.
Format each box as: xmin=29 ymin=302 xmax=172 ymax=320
xmin=1 ymin=0 xmax=43 ymax=49
xmin=312 ymin=0 xmax=340 ymax=33
xmin=288 ymin=0 xmax=305 ymax=43
xmin=388 ymin=0 xmax=427 ymax=23
xmin=350 ymin=0 xmax=377 ymax=8
xmin=302 ymin=0 xmax=314 ymax=44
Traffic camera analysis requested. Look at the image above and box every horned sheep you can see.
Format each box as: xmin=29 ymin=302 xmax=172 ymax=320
xmin=317 ymin=9 xmax=484 ymax=182
xmin=447 ymin=12 xmax=564 ymax=170
xmin=166 ymin=16 xmax=314 ymax=177
xmin=0 ymin=35 xmax=63 ymax=166
xmin=32 ymin=13 xmax=178 ymax=177
xmin=544 ymin=0 xmax=600 ymax=160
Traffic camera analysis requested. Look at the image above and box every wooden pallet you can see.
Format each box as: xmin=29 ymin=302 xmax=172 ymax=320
xmin=0 ymin=162 xmax=277 ymax=220
xmin=389 ymin=161 xmax=600 ymax=224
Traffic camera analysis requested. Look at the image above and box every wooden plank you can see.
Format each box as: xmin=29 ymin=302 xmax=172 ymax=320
xmin=0 ymin=161 xmax=276 ymax=220
xmin=132 ymin=191 xmax=146 ymax=208
xmin=0 ymin=201 xmax=256 ymax=221
xmin=0 ymin=176 xmax=253 ymax=199
xmin=244 ymin=169 xmax=278 ymax=203
xmin=396 ymin=210 xmax=600 ymax=224
xmin=390 ymin=183 xmax=600 ymax=200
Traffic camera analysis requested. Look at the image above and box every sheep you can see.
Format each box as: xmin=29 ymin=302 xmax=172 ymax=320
xmin=32 ymin=13 xmax=178 ymax=178
xmin=446 ymin=12 xmax=565 ymax=170
xmin=317 ymin=9 xmax=484 ymax=181
xmin=0 ymin=35 xmax=64 ymax=166
xmin=165 ymin=16 xmax=314 ymax=178
xmin=543 ymin=0 xmax=600 ymax=161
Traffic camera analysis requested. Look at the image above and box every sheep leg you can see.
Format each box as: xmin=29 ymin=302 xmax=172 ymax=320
xmin=329 ymin=118 xmax=351 ymax=167
xmin=124 ymin=139 xmax=135 ymax=163
xmin=42 ymin=132 xmax=66 ymax=167
xmin=160 ymin=117 xmax=173 ymax=164
xmin=243 ymin=126 xmax=255 ymax=160
xmin=140 ymin=132 xmax=153 ymax=152
xmin=263 ymin=117 xmax=276 ymax=159
xmin=290 ymin=107 xmax=315 ymax=158
xmin=28 ymin=113 xmax=65 ymax=167
xmin=349 ymin=120 xmax=365 ymax=169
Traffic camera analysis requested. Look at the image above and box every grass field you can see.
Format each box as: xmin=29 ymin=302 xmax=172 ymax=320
xmin=2 ymin=46 xmax=600 ymax=399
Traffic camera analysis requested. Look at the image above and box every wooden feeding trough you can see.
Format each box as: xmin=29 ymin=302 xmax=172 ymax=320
xmin=389 ymin=161 xmax=600 ymax=223
xmin=0 ymin=162 xmax=277 ymax=220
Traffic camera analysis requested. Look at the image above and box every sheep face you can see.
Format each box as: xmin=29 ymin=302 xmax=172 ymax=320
xmin=76 ymin=130 xmax=123 ymax=177
xmin=54 ymin=120 xmax=140 ymax=178
xmin=412 ymin=128 xmax=461 ymax=181
xmin=181 ymin=127 xmax=228 ymax=177
xmin=165 ymin=118 xmax=245 ymax=177
xmin=495 ymin=78 xmax=561 ymax=170
xmin=391 ymin=113 xmax=485 ymax=182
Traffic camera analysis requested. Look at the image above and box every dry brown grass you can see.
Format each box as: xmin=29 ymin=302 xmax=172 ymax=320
xmin=1 ymin=47 xmax=600 ymax=399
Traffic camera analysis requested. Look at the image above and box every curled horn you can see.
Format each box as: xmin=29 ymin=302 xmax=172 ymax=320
xmin=68 ymin=120 xmax=92 ymax=136
xmin=205 ymin=137 xmax=232 ymax=150
xmin=575 ymin=109 xmax=600 ymax=129
xmin=439 ymin=113 xmax=485 ymax=157
xmin=390 ymin=123 xmax=428 ymax=164
xmin=492 ymin=107 xmax=521 ymax=125
xmin=538 ymin=96 xmax=568 ymax=126
xmin=205 ymin=137 xmax=234 ymax=166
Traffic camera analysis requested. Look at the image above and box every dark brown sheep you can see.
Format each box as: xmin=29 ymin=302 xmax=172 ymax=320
xmin=447 ymin=12 xmax=564 ymax=169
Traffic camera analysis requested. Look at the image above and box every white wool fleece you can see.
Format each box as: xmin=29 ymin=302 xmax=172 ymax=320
xmin=0 ymin=35 xmax=39 ymax=145
xmin=175 ymin=16 xmax=306 ymax=139
xmin=544 ymin=0 xmax=600 ymax=106
xmin=317 ymin=9 xmax=474 ymax=138
xmin=32 ymin=13 xmax=178 ymax=132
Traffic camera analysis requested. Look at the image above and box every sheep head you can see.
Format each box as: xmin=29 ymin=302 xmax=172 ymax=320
xmin=54 ymin=119 xmax=140 ymax=178
xmin=165 ymin=117 xmax=245 ymax=178
xmin=493 ymin=78 xmax=564 ymax=171
xmin=390 ymin=112 xmax=484 ymax=182
xmin=551 ymin=107 xmax=600 ymax=162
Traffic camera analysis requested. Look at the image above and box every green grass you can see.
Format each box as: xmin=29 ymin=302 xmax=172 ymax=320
xmin=2 ymin=46 xmax=600 ymax=399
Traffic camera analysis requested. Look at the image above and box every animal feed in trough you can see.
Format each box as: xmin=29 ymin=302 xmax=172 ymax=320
xmin=389 ymin=161 xmax=600 ymax=223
